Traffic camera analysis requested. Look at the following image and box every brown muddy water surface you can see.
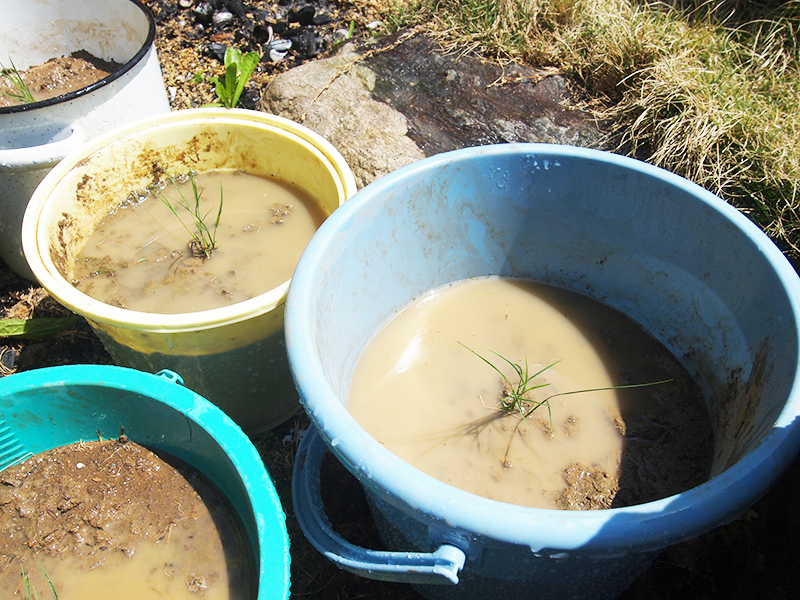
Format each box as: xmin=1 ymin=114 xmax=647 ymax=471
xmin=73 ymin=170 xmax=327 ymax=313
xmin=0 ymin=51 xmax=121 ymax=107
xmin=349 ymin=277 xmax=714 ymax=509
xmin=0 ymin=437 xmax=252 ymax=599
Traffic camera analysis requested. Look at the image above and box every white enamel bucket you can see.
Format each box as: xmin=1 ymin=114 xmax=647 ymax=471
xmin=0 ymin=0 xmax=170 ymax=278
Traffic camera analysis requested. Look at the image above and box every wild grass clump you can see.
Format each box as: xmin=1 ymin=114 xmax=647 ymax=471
xmin=1 ymin=59 xmax=35 ymax=104
xmin=154 ymin=169 xmax=223 ymax=259
xmin=457 ymin=342 xmax=670 ymax=425
xmin=378 ymin=0 xmax=800 ymax=256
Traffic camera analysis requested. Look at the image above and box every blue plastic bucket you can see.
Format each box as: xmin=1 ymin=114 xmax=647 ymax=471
xmin=0 ymin=365 xmax=290 ymax=599
xmin=286 ymin=144 xmax=800 ymax=599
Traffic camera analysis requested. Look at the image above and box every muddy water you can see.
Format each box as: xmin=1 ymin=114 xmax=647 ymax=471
xmin=73 ymin=170 xmax=327 ymax=313
xmin=0 ymin=51 xmax=120 ymax=107
xmin=348 ymin=277 xmax=714 ymax=509
xmin=0 ymin=439 xmax=253 ymax=599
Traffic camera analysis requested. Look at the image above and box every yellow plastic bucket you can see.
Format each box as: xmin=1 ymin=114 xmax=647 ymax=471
xmin=21 ymin=108 xmax=357 ymax=435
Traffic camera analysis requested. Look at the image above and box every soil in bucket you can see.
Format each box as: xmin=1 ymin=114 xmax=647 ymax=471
xmin=0 ymin=434 xmax=254 ymax=599
xmin=0 ymin=51 xmax=122 ymax=107
xmin=71 ymin=168 xmax=327 ymax=313
xmin=348 ymin=276 xmax=715 ymax=509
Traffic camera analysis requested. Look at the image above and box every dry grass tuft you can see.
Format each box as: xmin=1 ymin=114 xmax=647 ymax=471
xmin=379 ymin=0 xmax=800 ymax=255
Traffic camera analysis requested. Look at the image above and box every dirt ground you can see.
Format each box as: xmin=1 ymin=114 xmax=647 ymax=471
xmin=2 ymin=1 xmax=800 ymax=598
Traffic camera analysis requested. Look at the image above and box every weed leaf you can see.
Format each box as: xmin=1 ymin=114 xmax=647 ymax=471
xmin=0 ymin=317 xmax=80 ymax=340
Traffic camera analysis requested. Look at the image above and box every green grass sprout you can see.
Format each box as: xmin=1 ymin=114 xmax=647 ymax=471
xmin=457 ymin=341 xmax=672 ymax=425
xmin=154 ymin=169 xmax=223 ymax=259
xmin=21 ymin=559 xmax=58 ymax=600
xmin=1 ymin=58 xmax=35 ymax=104
xmin=458 ymin=341 xmax=672 ymax=465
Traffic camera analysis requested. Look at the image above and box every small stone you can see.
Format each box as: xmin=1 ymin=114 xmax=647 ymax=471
xmin=179 ymin=0 xmax=194 ymax=8
xmin=268 ymin=49 xmax=288 ymax=63
xmin=288 ymin=5 xmax=316 ymax=26
xmin=0 ymin=346 xmax=17 ymax=372
xmin=205 ymin=42 xmax=227 ymax=63
xmin=268 ymin=38 xmax=292 ymax=53
xmin=239 ymin=88 xmax=260 ymax=110
xmin=213 ymin=10 xmax=234 ymax=26
xmin=366 ymin=21 xmax=383 ymax=30
xmin=192 ymin=2 xmax=213 ymax=24
xmin=333 ymin=29 xmax=350 ymax=43
xmin=222 ymin=0 xmax=247 ymax=18
xmin=288 ymin=28 xmax=319 ymax=60
xmin=313 ymin=13 xmax=333 ymax=26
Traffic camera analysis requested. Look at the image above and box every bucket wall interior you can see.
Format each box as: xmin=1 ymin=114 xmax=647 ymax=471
xmin=0 ymin=0 xmax=150 ymax=69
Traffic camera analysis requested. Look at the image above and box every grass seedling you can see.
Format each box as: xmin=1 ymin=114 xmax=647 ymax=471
xmin=1 ymin=58 xmax=35 ymax=104
xmin=457 ymin=342 xmax=671 ymax=425
xmin=154 ymin=169 xmax=223 ymax=259
xmin=21 ymin=559 xmax=58 ymax=600
xmin=334 ymin=20 xmax=357 ymax=45
xmin=207 ymin=46 xmax=259 ymax=108
xmin=458 ymin=341 xmax=672 ymax=465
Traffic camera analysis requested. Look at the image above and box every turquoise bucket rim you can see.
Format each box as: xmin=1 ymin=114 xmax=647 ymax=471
xmin=285 ymin=142 xmax=800 ymax=554
xmin=0 ymin=363 xmax=290 ymax=599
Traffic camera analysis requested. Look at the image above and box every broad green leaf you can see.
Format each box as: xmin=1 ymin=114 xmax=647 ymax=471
xmin=224 ymin=46 xmax=242 ymax=68
xmin=232 ymin=52 xmax=259 ymax=106
xmin=224 ymin=62 xmax=239 ymax=107
xmin=0 ymin=317 xmax=80 ymax=340
xmin=214 ymin=77 xmax=228 ymax=105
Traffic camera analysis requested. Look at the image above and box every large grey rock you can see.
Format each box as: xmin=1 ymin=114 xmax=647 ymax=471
xmin=261 ymin=44 xmax=425 ymax=189
xmin=260 ymin=32 xmax=602 ymax=188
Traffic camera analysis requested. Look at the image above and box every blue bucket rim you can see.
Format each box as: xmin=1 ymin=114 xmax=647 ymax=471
xmin=286 ymin=143 xmax=800 ymax=553
xmin=0 ymin=364 xmax=291 ymax=598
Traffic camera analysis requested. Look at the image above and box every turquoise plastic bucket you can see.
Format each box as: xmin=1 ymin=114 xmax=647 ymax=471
xmin=0 ymin=365 xmax=290 ymax=599
xmin=286 ymin=144 xmax=800 ymax=599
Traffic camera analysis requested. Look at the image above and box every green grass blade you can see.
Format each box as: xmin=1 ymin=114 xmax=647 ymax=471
xmin=22 ymin=566 xmax=32 ymax=599
xmin=542 ymin=379 xmax=674 ymax=404
xmin=156 ymin=188 xmax=200 ymax=245
xmin=155 ymin=165 xmax=221 ymax=257
xmin=188 ymin=173 xmax=210 ymax=246
xmin=213 ymin=76 xmax=229 ymax=106
xmin=212 ymin=179 xmax=224 ymax=248
xmin=1 ymin=58 xmax=35 ymax=104
xmin=35 ymin=558 xmax=57 ymax=600
xmin=459 ymin=340 xmax=670 ymax=424
xmin=457 ymin=341 xmax=512 ymax=386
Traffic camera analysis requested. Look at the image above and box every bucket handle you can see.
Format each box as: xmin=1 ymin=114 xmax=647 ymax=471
xmin=293 ymin=426 xmax=467 ymax=585
xmin=0 ymin=122 xmax=87 ymax=171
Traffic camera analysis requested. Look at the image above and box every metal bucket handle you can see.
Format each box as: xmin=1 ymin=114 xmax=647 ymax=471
xmin=293 ymin=425 xmax=467 ymax=585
